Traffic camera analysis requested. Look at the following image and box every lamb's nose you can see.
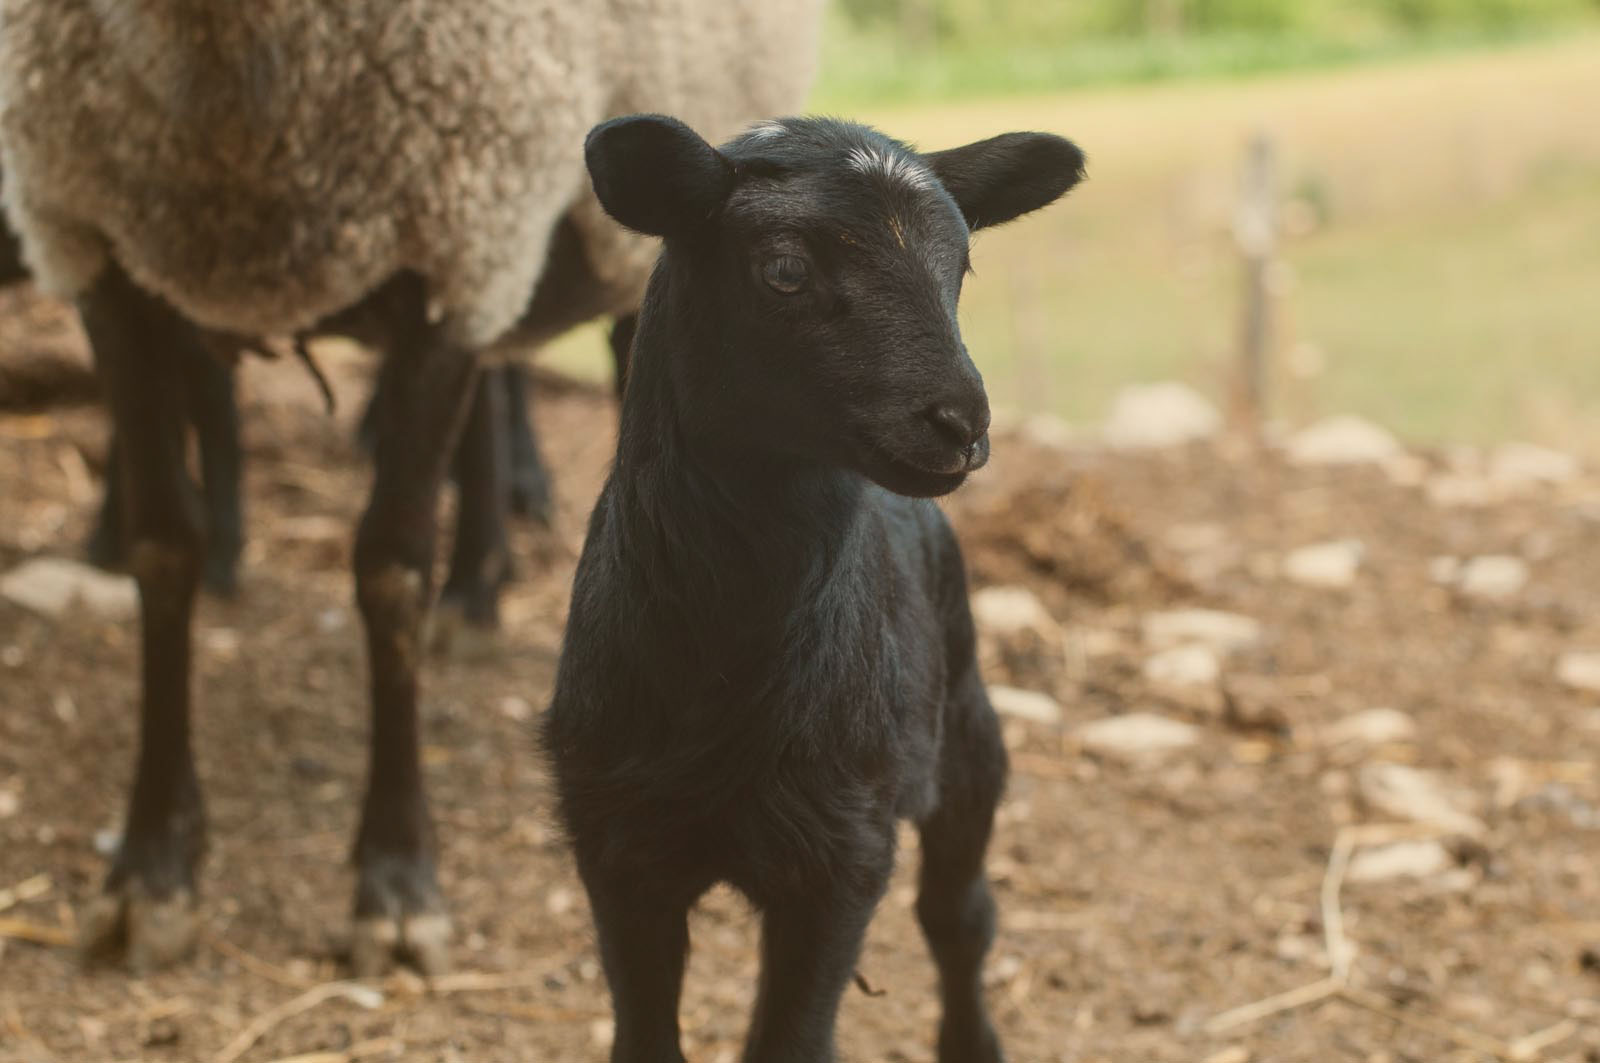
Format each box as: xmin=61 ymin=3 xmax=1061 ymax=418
xmin=926 ymin=402 xmax=990 ymax=449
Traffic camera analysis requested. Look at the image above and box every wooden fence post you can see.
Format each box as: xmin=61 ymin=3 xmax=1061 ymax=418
xmin=1234 ymin=130 xmax=1277 ymax=430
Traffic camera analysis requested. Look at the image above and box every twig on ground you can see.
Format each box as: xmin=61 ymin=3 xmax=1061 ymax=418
xmin=421 ymin=969 xmax=561 ymax=995
xmin=1204 ymin=976 xmax=1342 ymax=1035
xmin=1506 ymin=1019 xmax=1579 ymax=1061
xmin=455 ymin=999 xmax=607 ymax=1023
xmin=0 ymin=873 xmax=50 ymax=914
xmin=204 ymin=929 xmax=315 ymax=989
xmin=1320 ymin=829 xmax=1356 ymax=981
xmin=1205 ymin=823 xmax=1575 ymax=1061
xmin=212 ymin=982 xmax=384 ymax=1063
xmin=0 ymin=916 xmax=74 ymax=947
xmin=259 ymin=1036 xmax=401 ymax=1063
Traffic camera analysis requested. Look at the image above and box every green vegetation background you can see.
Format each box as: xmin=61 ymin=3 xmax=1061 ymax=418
xmin=818 ymin=0 xmax=1600 ymax=103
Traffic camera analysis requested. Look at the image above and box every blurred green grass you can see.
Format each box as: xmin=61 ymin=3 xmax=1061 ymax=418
xmin=813 ymin=0 xmax=1600 ymax=105
xmin=812 ymin=20 xmax=1582 ymax=107
xmin=546 ymin=23 xmax=1600 ymax=453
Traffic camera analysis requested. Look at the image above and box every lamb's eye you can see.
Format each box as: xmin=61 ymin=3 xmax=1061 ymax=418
xmin=762 ymin=254 xmax=810 ymax=295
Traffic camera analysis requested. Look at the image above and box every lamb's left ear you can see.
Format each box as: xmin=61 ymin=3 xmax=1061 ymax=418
xmin=924 ymin=132 xmax=1086 ymax=231
xmin=586 ymin=114 xmax=734 ymax=239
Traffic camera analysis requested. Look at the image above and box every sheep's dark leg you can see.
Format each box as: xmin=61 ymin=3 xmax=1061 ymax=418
xmin=0 ymin=210 xmax=28 ymax=284
xmin=439 ymin=367 xmax=511 ymax=628
xmin=917 ymin=671 xmax=1009 ymax=1063
xmin=75 ymin=267 xmax=208 ymax=972
xmin=355 ymin=361 xmax=387 ymax=457
xmin=350 ymin=288 xmax=476 ymax=976
xmin=89 ymin=351 xmax=243 ymax=597
xmin=609 ymin=313 xmax=637 ymax=399
xmin=742 ymin=846 xmax=894 ymax=1063
xmin=184 ymin=350 xmax=244 ymax=596
xmin=85 ymin=433 xmax=125 ymax=571
xmin=582 ymin=870 xmax=697 ymax=1063
xmin=501 ymin=364 xmax=554 ymax=524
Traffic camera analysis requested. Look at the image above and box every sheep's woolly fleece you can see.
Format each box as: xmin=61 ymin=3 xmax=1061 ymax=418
xmin=0 ymin=0 xmax=822 ymax=347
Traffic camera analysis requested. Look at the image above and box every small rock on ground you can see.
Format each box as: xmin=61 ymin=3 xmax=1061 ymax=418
xmin=1101 ymin=382 xmax=1220 ymax=450
xmin=1346 ymin=839 xmax=1453 ymax=883
xmin=1426 ymin=473 xmax=1497 ymax=508
xmin=1285 ymin=416 xmax=1400 ymax=466
xmin=1077 ymin=713 xmax=1199 ymax=760
xmin=1358 ymin=761 xmax=1485 ymax=836
xmin=1142 ymin=609 xmax=1262 ymax=655
xmin=1455 ymin=555 xmax=1529 ymax=600
xmin=0 ymin=557 xmax=137 ymax=620
xmin=988 ymin=685 xmax=1063 ymax=726
xmin=1556 ymin=651 xmax=1600 ymax=693
xmin=1142 ymin=644 xmax=1221 ymax=688
xmin=971 ymin=585 xmax=1057 ymax=639
xmin=1487 ymin=441 xmax=1580 ymax=489
xmin=1327 ymin=708 xmax=1417 ymax=747
xmin=1282 ymin=540 xmax=1364 ymax=589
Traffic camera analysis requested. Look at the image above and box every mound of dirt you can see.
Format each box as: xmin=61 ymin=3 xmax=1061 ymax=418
xmin=951 ymin=451 xmax=1191 ymax=613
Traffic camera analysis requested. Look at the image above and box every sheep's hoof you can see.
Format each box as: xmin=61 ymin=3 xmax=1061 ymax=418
xmin=350 ymin=856 xmax=451 ymax=977
xmin=429 ymin=594 xmax=502 ymax=660
xmin=201 ymin=542 xmax=241 ymax=598
xmin=85 ymin=522 xmax=126 ymax=573
xmin=938 ymin=1019 xmax=1005 ymax=1063
xmin=80 ymin=883 xmax=201 ymax=973
xmin=350 ymin=911 xmax=452 ymax=978
xmin=508 ymin=472 xmax=555 ymax=527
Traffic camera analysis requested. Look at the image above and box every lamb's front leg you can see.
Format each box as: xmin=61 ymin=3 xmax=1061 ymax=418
xmin=743 ymin=840 xmax=895 ymax=1063
xmin=582 ymin=868 xmax=698 ymax=1063
xmin=349 ymin=281 xmax=479 ymax=976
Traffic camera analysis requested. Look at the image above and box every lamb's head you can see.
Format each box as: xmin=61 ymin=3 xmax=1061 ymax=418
xmin=586 ymin=114 xmax=1085 ymax=498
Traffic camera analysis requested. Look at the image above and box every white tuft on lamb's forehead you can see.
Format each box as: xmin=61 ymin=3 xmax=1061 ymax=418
xmin=745 ymin=119 xmax=788 ymax=141
xmin=846 ymin=146 xmax=935 ymax=193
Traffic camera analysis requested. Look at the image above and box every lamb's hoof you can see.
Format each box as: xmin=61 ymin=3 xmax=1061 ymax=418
xmin=80 ymin=884 xmax=200 ymax=973
xmin=350 ymin=910 xmax=452 ymax=978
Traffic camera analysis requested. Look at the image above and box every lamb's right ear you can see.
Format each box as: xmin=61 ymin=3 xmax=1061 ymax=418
xmin=585 ymin=115 xmax=734 ymax=239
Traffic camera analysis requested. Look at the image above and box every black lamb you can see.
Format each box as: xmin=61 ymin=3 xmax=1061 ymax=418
xmin=545 ymin=114 xmax=1084 ymax=1063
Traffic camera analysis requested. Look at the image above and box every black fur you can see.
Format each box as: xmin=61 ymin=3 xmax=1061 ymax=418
xmin=546 ymin=115 xmax=1083 ymax=1062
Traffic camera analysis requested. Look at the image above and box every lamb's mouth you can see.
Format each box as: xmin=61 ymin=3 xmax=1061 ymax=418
xmin=889 ymin=435 xmax=991 ymax=478
xmin=865 ymin=435 xmax=990 ymax=498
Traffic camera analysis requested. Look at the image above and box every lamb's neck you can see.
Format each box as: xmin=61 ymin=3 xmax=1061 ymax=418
xmin=613 ymin=330 xmax=868 ymax=614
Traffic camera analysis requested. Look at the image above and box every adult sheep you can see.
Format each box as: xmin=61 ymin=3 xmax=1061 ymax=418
xmin=0 ymin=0 xmax=823 ymax=975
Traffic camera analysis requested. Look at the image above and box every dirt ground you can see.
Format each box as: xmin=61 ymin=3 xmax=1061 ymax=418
xmin=1 ymin=288 xmax=1597 ymax=1063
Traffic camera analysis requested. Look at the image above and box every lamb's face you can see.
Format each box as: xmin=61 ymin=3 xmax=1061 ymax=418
xmin=585 ymin=115 xmax=1085 ymax=497
xmin=709 ymin=128 xmax=990 ymax=497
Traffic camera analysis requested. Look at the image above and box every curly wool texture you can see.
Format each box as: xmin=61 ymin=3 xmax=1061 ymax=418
xmin=0 ymin=0 xmax=821 ymax=347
